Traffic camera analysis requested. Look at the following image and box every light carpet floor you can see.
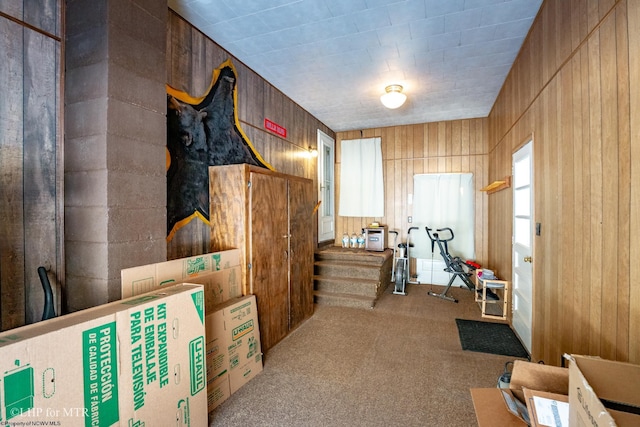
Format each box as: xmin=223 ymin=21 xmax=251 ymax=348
xmin=210 ymin=283 xmax=526 ymax=426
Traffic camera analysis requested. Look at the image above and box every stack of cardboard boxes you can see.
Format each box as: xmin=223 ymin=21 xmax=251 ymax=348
xmin=0 ymin=283 xmax=208 ymax=426
xmin=0 ymin=249 xmax=263 ymax=426
xmin=120 ymin=250 xmax=263 ymax=414
xmin=471 ymin=356 xmax=640 ymax=426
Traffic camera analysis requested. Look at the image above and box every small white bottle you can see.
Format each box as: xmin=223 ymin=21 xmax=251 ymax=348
xmin=350 ymin=233 xmax=357 ymax=248
xmin=342 ymin=232 xmax=350 ymax=248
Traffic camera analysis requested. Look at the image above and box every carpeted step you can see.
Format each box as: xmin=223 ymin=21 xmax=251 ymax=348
xmin=313 ymin=291 xmax=376 ymax=309
xmin=314 ymin=261 xmax=382 ymax=281
xmin=314 ymin=247 xmax=392 ymax=266
xmin=314 ymin=276 xmax=381 ymax=298
xmin=313 ymin=246 xmax=393 ymax=310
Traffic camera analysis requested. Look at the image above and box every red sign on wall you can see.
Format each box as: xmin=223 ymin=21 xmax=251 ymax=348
xmin=264 ymin=118 xmax=287 ymax=138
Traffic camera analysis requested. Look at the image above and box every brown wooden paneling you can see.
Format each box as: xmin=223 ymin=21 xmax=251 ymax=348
xmin=487 ymin=0 xmax=638 ymax=364
xmin=0 ymin=18 xmax=26 ymax=330
xmin=628 ymin=0 xmax=640 ymax=364
xmin=166 ymin=10 xmax=330 ymax=258
xmin=1 ymin=3 xmax=62 ymax=330
xmin=335 ymin=118 xmax=490 ymax=275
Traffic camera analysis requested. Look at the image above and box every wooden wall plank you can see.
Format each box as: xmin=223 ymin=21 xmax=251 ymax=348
xmin=22 ymin=30 xmax=60 ymax=324
xmin=614 ymin=1 xmax=630 ymax=362
xmin=559 ymin=64 xmax=574 ymax=364
xmin=570 ymin=51 xmax=587 ymax=355
xmin=0 ymin=19 xmax=26 ymax=330
xmin=599 ymin=12 xmax=619 ymax=361
xmin=628 ymin=0 xmax=640 ymax=364
xmin=587 ymin=30 xmax=604 ymax=357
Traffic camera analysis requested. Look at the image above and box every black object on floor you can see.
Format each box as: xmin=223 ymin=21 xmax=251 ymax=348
xmin=455 ymin=319 xmax=529 ymax=359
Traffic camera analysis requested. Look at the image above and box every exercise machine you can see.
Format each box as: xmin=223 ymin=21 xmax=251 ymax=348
xmin=425 ymin=226 xmax=497 ymax=303
xmin=390 ymin=227 xmax=420 ymax=295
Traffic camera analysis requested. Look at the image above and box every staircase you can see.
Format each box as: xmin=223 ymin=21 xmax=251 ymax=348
xmin=314 ymin=247 xmax=393 ymax=309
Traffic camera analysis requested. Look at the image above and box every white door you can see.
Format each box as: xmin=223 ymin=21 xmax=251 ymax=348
xmin=512 ymin=140 xmax=534 ymax=353
xmin=317 ymin=130 xmax=335 ymax=242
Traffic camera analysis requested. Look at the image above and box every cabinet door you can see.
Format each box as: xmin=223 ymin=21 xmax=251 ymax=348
xmin=250 ymin=172 xmax=289 ymax=352
xmin=288 ymin=179 xmax=314 ymax=328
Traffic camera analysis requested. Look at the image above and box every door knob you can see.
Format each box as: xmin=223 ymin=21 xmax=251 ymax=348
xmin=523 ymin=256 xmax=532 ymax=263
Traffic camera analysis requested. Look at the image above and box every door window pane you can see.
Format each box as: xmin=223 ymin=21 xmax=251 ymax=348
xmin=514 ymin=217 xmax=530 ymax=247
xmin=514 ymin=187 xmax=530 ymax=217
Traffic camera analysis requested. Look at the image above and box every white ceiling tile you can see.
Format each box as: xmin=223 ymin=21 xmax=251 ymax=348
xmin=444 ymin=9 xmax=483 ymax=32
xmin=306 ymin=15 xmax=360 ymax=40
xmin=463 ymin=0 xmax=507 ymax=10
xmin=352 ymin=7 xmax=392 ymax=32
xmin=364 ymin=0 xmax=408 ymax=9
xmin=409 ymin=16 xmax=445 ymax=40
xmin=386 ymin=0 xmax=426 ymax=25
xmin=424 ymin=0 xmax=465 ymax=17
xmin=376 ymin=23 xmax=412 ymax=45
xmin=220 ymin=0 xmax=300 ymax=16
xmin=460 ymin=25 xmax=497 ymax=45
xmin=324 ymin=0 xmax=369 ymax=16
xmin=258 ymin=0 xmax=333 ymax=31
xmin=368 ymin=44 xmax=400 ymax=61
xmin=427 ymin=32 xmax=462 ymax=51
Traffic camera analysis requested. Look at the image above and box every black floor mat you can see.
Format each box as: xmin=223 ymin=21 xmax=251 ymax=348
xmin=455 ymin=319 xmax=529 ymax=359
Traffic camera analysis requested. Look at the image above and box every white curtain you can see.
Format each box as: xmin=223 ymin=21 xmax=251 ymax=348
xmin=338 ymin=138 xmax=384 ymax=217
xmin=411 ymin=173 xmax=475 ymax=260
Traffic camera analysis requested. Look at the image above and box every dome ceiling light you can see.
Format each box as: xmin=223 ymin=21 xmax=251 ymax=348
xmin=380 ymin=84 xmax=407 ymax=109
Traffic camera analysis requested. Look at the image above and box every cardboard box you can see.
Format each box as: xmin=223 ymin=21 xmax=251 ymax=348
xmin=195 ymin=294 xmax=263 ymax=414
xmin=471 ymin=361 xmax=569 ymax=426
xmin=207 ymin=296 xmax=263 ymax=395
xmin=0 ymin=284 xmax=207 ymax=426
xmin=206 ymin=373 xmax=230 ymax=412
xmin=197 ymin=267 xmax=242 ymax=312
xmin=566 ymin=354 xmax=640 ymax=427
xmin=509 ymin=360 xmax=569 ymax=403
xmin=471 ymin=388 xmax=526 ymax=427
xmin=121 ymin=249 xmax=240 ymax=299
xmin=204 ymin=304 xmax=228 ymax=387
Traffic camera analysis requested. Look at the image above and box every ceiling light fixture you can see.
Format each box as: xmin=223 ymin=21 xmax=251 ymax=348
xmin=380 ymin=84 xmax=407 ymax=109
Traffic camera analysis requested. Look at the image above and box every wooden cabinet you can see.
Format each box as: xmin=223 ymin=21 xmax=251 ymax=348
xmin=209 ymin=164 xmax=314 ymax=353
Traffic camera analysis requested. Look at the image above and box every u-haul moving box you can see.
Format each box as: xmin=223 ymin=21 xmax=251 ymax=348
xmin=0 ymin=284 xmax=207 ymax=426
xmin=121 ymin=249 xmax=240 ymax=299
xmin=201 ymin=295 xmax=263 ymax=414
xmin=217 ymin=296 xmax=263 ymax=394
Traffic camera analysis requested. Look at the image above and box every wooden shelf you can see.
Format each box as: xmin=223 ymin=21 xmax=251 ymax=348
xmin=474 ymin=270 xmax=509 ymax=321
xmin=480 ymin=176 xmax=511 ymax=194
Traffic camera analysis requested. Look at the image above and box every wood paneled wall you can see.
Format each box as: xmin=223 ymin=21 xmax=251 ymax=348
xmin=166 ymin=11 xmax=333 ymax=259
xmin=335 ymin=119 xmax=490 ymax=271
xmin=0 ymin=2 xmax=63 ymax=330
xmin=488 ymin=0 xmax=639 ymax=364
